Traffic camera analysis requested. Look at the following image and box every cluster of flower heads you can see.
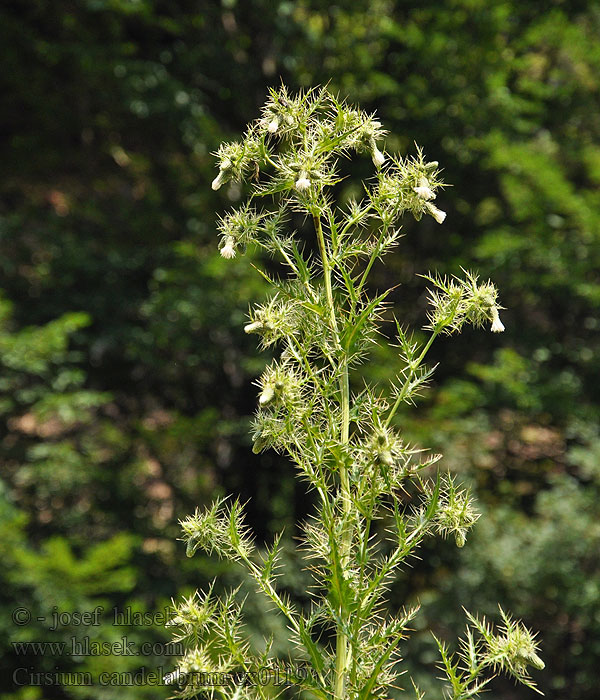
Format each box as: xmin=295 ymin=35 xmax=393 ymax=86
xmin=216 ymin=203 xmax=264 ymax=259
xmin=211 ymin=133 xmax=263 ymax=192
xmin=247 ymin=358 xmax=311 ymax=456
xmin=349 ymin=422 xmax=434 ymax=496
xmin=365 ymin=423 xmax=406 ymax=469
xmin=163 ymin=586 xmax=251 ymax=692
xmin=466 ymin=608 xmax=544 ymax=683
xmin=373 ymin=147 xmax=447 ymax=225
xmin=482 ymin=609 xmax=545 ymax=676
xmin=255 ymin=362 xmax=304 ymax=409
xmin=332 ymin=106 xmax=387 ymax=167
xmin=433 ymin=474 xmax=480 ymax=548
xmin=244 ymin=295 xmax=299 ymax=348
xmin=433 ymin=607 xmax=544 ymax=697
xmin=211 ymin=86 xmax=449 ymax=260
xmin=180 ymin=497 xmax=254 ymax=561
xmin=423 ymin=269 xmax=505 ymax=334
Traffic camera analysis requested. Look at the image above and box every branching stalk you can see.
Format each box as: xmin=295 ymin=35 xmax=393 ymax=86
xmin=168 ymin=86 xmax=543 ymax=700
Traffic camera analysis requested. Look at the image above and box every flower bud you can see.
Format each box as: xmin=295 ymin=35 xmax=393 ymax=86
xmin=185 ymin=536 xmax=199 ymax=558
xmin=252 ymin=434 xmax=269 ymax=454
xmin=427 ymin=203 xmax=447 ymax=224
xmin=377 ymin=450 xmax=394 ymax=467
xmin=267 ymin=117 xmax=279 ymax=133
xmin=525 ymin=650 xmax=545 ymax=671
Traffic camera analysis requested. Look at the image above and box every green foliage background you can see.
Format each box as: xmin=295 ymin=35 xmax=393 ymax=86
xmin=1 ymin=1 xmax=598 ymax=698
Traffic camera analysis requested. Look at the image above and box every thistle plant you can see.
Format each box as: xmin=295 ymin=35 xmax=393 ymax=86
xmin=166 ymin=87 xmax=543 ymax=700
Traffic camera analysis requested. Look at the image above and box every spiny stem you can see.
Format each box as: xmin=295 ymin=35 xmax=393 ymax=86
xmin=385 ymin=329 xmax=439 ymax=428
xmin=314 ymin=210 xmax=352 ymax=700
xmin=313 ymin=214 xmax=338 ymax=334
xmin=335 ymin=369 xmax=351 ymax=700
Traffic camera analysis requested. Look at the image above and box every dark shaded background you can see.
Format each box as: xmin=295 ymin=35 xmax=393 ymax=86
xmin=1 ymin=1 xmax=599 ymax=698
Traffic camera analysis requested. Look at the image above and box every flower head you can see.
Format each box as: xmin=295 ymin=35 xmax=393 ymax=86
xmin=219 ymin=236 xmax=236 ymax=259
xmin=427 ymin=202 xmax=447 ymax=224
xmin=259 ymin=385 xmax=275 ymax=405
xmin=413 ymin=176 xmax=436 ymax=201
xmin=367 ymin=426 xmax=405 ymax=469
xmin=372 ymin=145 xmax=386 ymax=168
xmin=244 ymin=320 xmax=263 ymax=334
xmin=490 ymin=306 xmax=505 ymax=333
xmin=295 ymin=172 xmax=311 ymax=191
xmin=211 ymin=154 xmax=233 ymax=191
xmin=211 ymin=171 xmax=227 ymax=191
